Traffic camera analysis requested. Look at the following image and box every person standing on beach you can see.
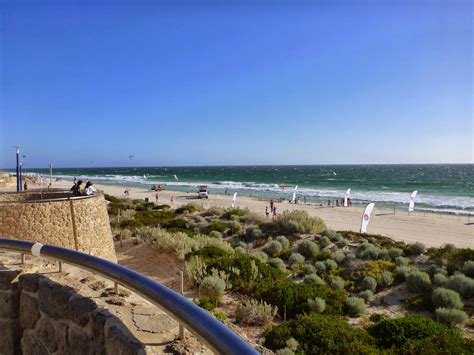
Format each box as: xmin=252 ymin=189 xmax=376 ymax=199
xmin=304 ymin=196 xmax=307 ymax=204
xmin=272 ymin=205 xmax=277 ymax=218
xmin=270 ymin=199 xmax=274 ymax=211
xmin=171 ymin=196 xmax=174 ymax=204
xmin=155 ymin=193 xmax=159 ymax=203
xmin=265 ymin=206 xmax=269 ymax=218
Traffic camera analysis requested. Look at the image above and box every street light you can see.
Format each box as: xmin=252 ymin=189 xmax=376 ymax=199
xmin=13 ymin=146 xmax=20 ymax=192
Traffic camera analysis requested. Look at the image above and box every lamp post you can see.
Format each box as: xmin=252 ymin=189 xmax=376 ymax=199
xmin=15 ymin=146 xmax=20 ymax=192
xmin=49 ymin=163 xmax=53 ymax=188
xmin=19 ymin=162 xmax=23 ymax=192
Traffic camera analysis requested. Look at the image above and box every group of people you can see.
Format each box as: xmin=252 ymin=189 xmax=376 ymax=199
xmin=328 ymin=198 xmax=352 ymax=207
xmin=123 ymin=188 xmax=131 ymax=196
xmin=70 ymin=178 xmax=96 ymax=196
xmin=266 ymin=199 xmax=278 ymax=218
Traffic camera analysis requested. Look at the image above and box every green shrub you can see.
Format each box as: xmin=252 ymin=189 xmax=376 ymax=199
xmin=235 ymin=299 xmax=278 ymax=326
xmin=431 ymin=288 xmax=463 ymax=309
xmin=433 ymin=273 xmax=448 ymax=286
xmin=346 ymin=297 xmax=366 ymax=317
xmin=462 ymin=260 xmax=474 ymax=277
xmin=298 ymin=240 xmax=320 ymax=259
xmin=263 ymin=314 xmax=377 ymax=354
xmin=262 ymin=210 xmax=326 ymax=236
xmin=321 ymin=229 xmax=338 ymax=239
xmin=302 ymin=263 xmax=316 ymax=275
xmin=388 ymin=247 xmax=404 ymax=259
xmin=264 ymin=241 xmax=283 ymax=257
xmin=444 ymin=273 xmax=474 ymax=299
xmin=399 ymin=333 xmax=474 ymax=354
xmin=276 ymin=236 xmax=290 ymax=250
xmin=196 ymin=296 xmax=216 ymax=311
xmin=204 ymin=206 xmax=226 ymax=217
xmin=223 ymin=207 xmax=250 ymax=219
xmin=360 ymin=276 xmax=377 ymax=292
xmin=358 ymin=290 xmax=374 ymax=303
xmin=201 ymin=275 xmax=226 ymax=303
xmin=234 ymin=246 xmax=245 ymax=254
xmin=314 ymin=261 xmax=326 ymax=274
xmin=175 ymin=203 xmax=204 ymax=214
xmin=251 ymin=251 xmax=268 ymax=264
xmin=244 ymin=227 xmax=263 ymax=242
xmin=435 ymin=307 xmax=468 ymax=326
xmin=269 ymin=258 xmax=287 ymax=272
xmin=406 ymin=270 xmax=432 ymax=294
xmin=367 ymin=314 xmax=452 ymax=348
xmin=343 ymin=252 xmax=356 ymax=264
xmin=395 ymin=256 xmax=409 ymax=266
xmin=303 ymin=274 xmax=325 ymax=286
xmin=324 ymin=259 xmax=338 ymax=271
xmin=427 ymin=247 xmax=474 ymax=274
xmin=333 ymin=251 xmax=346 ymax=265
xmin=191 ymin=246 xmax=232 ymax=259
xmin=358 ymin=244 xmax=381 ymax=260
xmin=329 ymin=277 xmax=345 ymax=290
xmin=318 ymin=236 xmax=331 ymax=248
xmin=209 ymin=230 xmax=222 ymax=238
xmin=376 ymin=271 xmax=394 ymax=289
xmin=394 ymin=265 xmax=416 ymax=280
xmin=255 ymin=280 xmax=346 ymax=318
xmin=207 ymin=220 xmax=228 ymax=233
xmin=276 ymin=338 xmax=299 ymax=355
xmin=369 ymin=313 xmax=386 ymax=323
xmin=408 ymin=242 xmax=426 ymax=255
xmin=314 ymin=249 xmax=333 ymax=261
xmin=212 ymin=310 xmax=227 ymax=321
xmin=289 ymin=253 xmax=305 ymax=269
xmin=307 ymin=297 xmax=326 ymax=313
xmin=228 ymin=220 xmax=241 ymax=234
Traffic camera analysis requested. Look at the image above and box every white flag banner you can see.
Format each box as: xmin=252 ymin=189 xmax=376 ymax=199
xmin=173 ymin=174 xmax=179 ymax=181
xmin=291 ymin=185 xmax=298 ymax=203
xmin=360 ymin=203 xmax=375 ymax=233
xmin=232 ymin=192 xmax=237 ymax=208
xmin=344 ymin=188 xmax=351 ymax=207
xmin=408 ymin=191 xmax=417 ymax=212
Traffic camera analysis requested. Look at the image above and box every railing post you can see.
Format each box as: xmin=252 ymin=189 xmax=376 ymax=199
xmin=58 ymin=261 xmax=63 ymax=272
xmin=179 ymin=269 xmax=185 ymax=340
xmin=114 ymin=282 xmax=119 ymax=294
xmin=20 ymin=253 xmax=25 ymax=264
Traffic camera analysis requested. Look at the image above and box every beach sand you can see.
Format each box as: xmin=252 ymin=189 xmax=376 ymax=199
xmin=19 ymin=179 xmax=474 ymax=248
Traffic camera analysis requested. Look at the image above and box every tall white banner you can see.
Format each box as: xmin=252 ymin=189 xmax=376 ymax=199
xmin=344 ymin=188 xmax=351 ymax=207
xmin=291 ymin=185 xmax=298 ymax=203
xmin=360 ymin=203 xmax=375 ymax=233
xmin=408 ymin=191 xmax=417 ymax=212
xmin=232 ymin=192 xmax=237 ymax=208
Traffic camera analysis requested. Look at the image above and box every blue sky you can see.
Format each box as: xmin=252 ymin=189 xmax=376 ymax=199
xmin=0 ymin=0 xmax=472 ymax=168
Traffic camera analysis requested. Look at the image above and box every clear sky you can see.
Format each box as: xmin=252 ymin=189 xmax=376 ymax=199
xmin=0 ymin=0 xmax=472 ymax=168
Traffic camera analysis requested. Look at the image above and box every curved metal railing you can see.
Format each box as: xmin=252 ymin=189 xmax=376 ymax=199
xmin=0 ymin=238 xmax=258 ymax=355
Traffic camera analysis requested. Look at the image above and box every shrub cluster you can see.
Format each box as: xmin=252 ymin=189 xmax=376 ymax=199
xmin=264 ymin=241 xmax=283 ymax=257
xmin=269 ymin=258 xmax=286 ymax=272
xmin=360 ymin=276 xmax=377 ymax=292
xmin=276 ymin=236 xmax=290 ymax=250
xmin=235 ymin=299 xmax=278 ymax=326
xmin=444 ymin=273 xmax=474 ymax=299
xmin=297 ymin=240 xmax=319 ymax=259
xmin=431 ymin=287 xmax=463 ymax=309
xmin=435 ymin=307 xmax=468 ymax=326
xmin=264 ymin=314 xmax=377 ymax=354
xmin=307 ymin=297 xmax=326 ymax=313
xmin=262 ymin=210 xmax=326 ymax=236
xmin=406 ymin=270 xmax=431 ymax=294
xmin=346 ymin=297 xmax=366 ymax=317
xmin=200 ymin=275 xmax=226 ymax=303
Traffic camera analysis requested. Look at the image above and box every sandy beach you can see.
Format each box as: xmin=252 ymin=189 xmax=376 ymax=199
xmin=23 ymin=179 xmax=473 ymax=249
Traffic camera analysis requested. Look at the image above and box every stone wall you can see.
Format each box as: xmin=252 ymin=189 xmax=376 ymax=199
xmin=0 ymin=270 xmax=146 ymax=355
xmin=0 ymin=191 xmax=116 ymax=262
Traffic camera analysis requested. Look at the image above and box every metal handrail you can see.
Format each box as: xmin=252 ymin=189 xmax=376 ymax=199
xmin=0 ymin=238 xmax=258 ymax=355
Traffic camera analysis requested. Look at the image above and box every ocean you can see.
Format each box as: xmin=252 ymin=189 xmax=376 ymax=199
xmin=18 ymin=164 xmax=474 ymax=215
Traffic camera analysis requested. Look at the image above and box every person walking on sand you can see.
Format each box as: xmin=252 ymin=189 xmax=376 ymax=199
xmin=270 ymin=199 xmax=274 ymax=211
xmin=171 ymin=196 xmax=174 ymax=204
xmin=272 ymin=205 xmax=277 ymax=218
xmin=155 ymin=192 xmax=159 ymax=203
xmin=265 ymin=206 xmax=269 ymax=218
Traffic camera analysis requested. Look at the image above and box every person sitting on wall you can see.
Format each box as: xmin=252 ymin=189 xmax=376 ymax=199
xmin=70 ymin=180 xmax=84 ymax=196
xmin=83 ymin=181 xmax=97 ymax=196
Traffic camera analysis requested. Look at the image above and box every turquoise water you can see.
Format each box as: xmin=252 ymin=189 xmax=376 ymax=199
xmin=18 ymin=164 xmax=474 ymax=214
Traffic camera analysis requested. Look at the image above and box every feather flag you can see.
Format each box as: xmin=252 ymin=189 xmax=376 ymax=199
xmin=360 ymin=203 xmax=375 ymax=233
xmin=408 ymin=191 xmax=417 ymax=212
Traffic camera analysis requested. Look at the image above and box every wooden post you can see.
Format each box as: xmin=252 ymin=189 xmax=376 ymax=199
xmin=58 ymin=261 xmax=63 ymax=273
xmin=20 ymin=253 xmax=25 ymax=264
xmin=114 ymin=282 xmax=119 ymax=294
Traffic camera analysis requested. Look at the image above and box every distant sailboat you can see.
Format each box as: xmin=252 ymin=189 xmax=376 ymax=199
xmin=143 ymin=174 xmax=147 ymax=180
xmin=333 ymin=171 xmax=337 ymax=176
xmin=174 ymin=175 xmax=179 ymax=181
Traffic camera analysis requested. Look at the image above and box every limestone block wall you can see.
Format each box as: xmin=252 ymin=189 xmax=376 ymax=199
xmin=0 ymin=270 xmax=146 ymax=355
xmin=0 ymin=191 xmax=116 ymax=262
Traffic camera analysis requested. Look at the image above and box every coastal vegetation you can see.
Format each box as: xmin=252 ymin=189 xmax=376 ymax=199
xmin=106 ymin=195 xmax=474 ymax=353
